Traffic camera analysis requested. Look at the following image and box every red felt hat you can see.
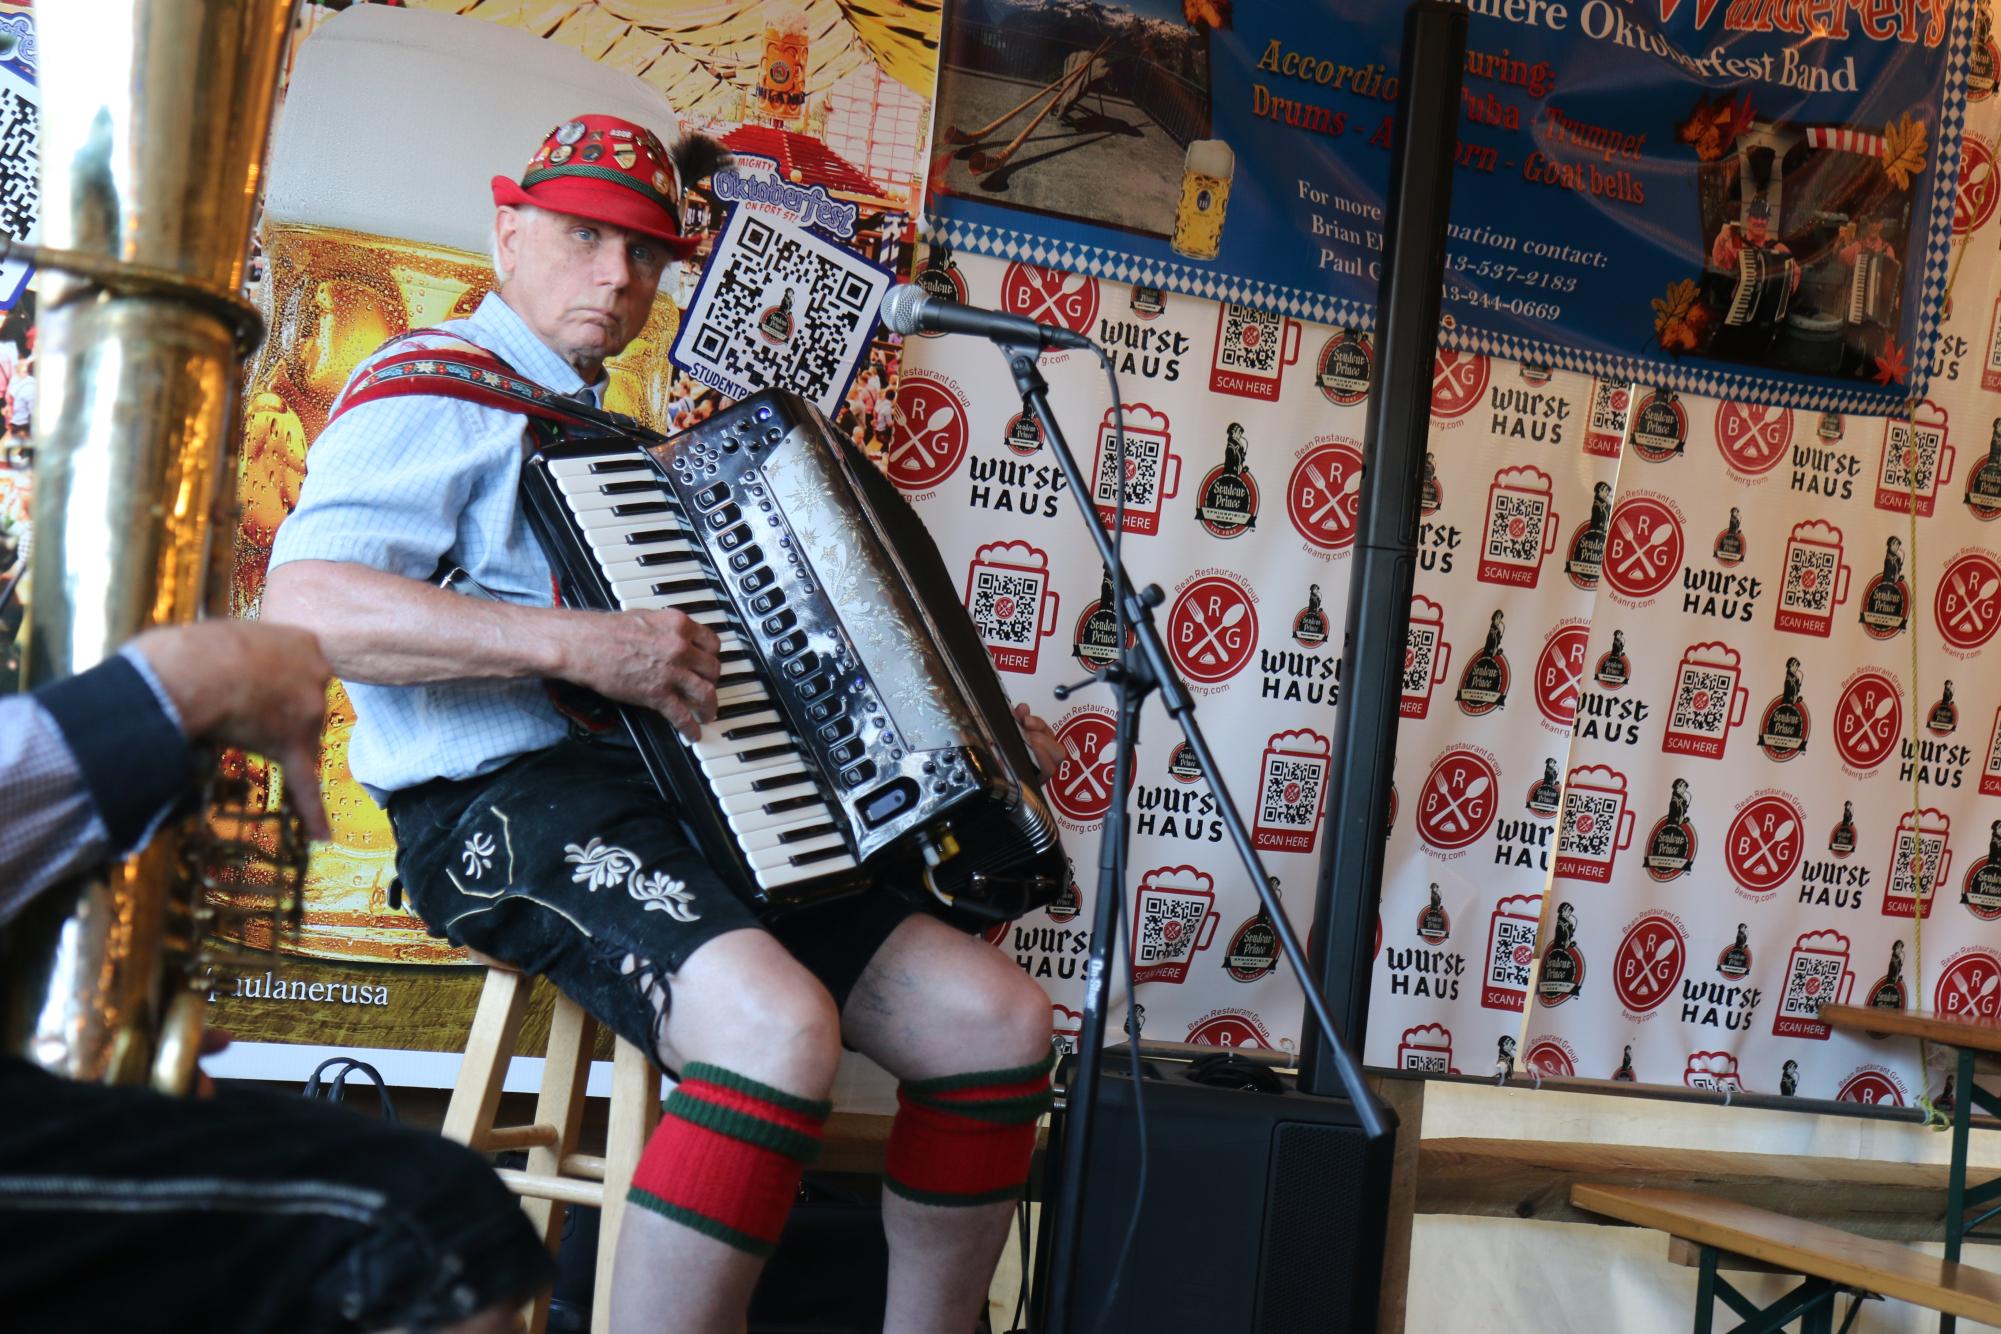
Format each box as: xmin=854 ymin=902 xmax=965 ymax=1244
xmin=492 ymin=114 xmax=715 ymax=261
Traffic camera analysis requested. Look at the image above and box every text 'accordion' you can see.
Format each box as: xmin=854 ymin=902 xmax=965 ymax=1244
xmin=522 ymin=388 xmax=1064 ymax=921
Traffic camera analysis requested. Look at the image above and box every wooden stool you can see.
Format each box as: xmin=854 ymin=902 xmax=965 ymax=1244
xmin=442 ymin=960 xmax=661 ymax=1334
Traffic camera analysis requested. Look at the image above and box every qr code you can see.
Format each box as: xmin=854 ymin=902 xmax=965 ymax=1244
xmin=1559 ymin=791 xmax=1619 ymax=860
xmin=1404 ymin=627 xmax=1438 ymax=694
xmin=1882 ymin=425 xmax=1942 ymax=491
xmin=1260 ymin=757 xmax=1324 ymax=829
xmin=1488 ymin=917 xmax=1537 ymax=991
xmin=1485 ymin=493 xmax=1547 ymax=564
xmin=971 ymin=568 xmax=1039 ymax=647
xmin=1217 ymin=304 xmax=1279 ymax=375
xmin=1095 ymin=431 xmax=1163 ymax=509
xmin=1402 ymin=1049 xmax=1450 ymax=1073
xmin=1671 ymin=667 xmax=1732 ymax=736
xmin=673 ymin=208 xmax=890 ymax=416
xmin=1889 ymin=832 xmax=1942 ymax=902
xmin=1781 ymin=954 xmax=1843 ymax=1020
xmin=0 ymin=84 xmax=37 ymax=244
xmin=1591 ymin=382 xmax=1629 ymax=433
xmin=1138 ymin=894 xmax=1206 ymax=965
xmin=1784 ymin=546 xmax=1836 ymax=613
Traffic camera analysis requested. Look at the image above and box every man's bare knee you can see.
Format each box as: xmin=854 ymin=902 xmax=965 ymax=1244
xmin=971 ymin=956 xmax=1057 ymax=1068
xmin=660 ymin=931 xmax=842 ymax=1093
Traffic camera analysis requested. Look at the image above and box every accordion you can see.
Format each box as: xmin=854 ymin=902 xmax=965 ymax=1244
xmin=521 ymin=388 xmax=1065 ymax=922
xmin=1846 ymin=250 xmax=1900 ymax=327
xmin=1725 ymin=246 xmax=1795 ymax=328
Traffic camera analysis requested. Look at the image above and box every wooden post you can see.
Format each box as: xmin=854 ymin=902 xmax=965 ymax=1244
xmin=441 ymin=965 xmax=533 ymax=1148
xmin=1372 ymin=1074 xmax=1426 ymax=1334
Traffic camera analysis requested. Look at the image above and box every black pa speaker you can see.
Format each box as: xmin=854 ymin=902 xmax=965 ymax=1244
xmin=1033 ymin=1052 xmax=1396 ymax=1333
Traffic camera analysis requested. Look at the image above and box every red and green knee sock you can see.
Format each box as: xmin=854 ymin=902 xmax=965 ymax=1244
xmin=883 ymin=1049 xmax=1056 ymax=1207
xmin=626 ymin=1062 xmax=831 ymax=1257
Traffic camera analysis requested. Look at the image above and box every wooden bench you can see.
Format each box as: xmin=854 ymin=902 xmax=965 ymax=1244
xmin=1572 ymin=1183 xmax=2001 ymax=1333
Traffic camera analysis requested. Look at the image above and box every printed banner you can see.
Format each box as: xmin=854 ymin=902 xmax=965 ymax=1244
xmin=1369 ymin=49 xmax=2001 ymax=1108
xmin=927 ymin=0 xmax=1973 ymax=413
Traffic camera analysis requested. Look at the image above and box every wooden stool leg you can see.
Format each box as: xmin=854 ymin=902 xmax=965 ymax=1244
xmin=592 ymin=1039 xmax=662 ymax=1334
xmin=442 ymin=966 xmax=533 ymax=1148
xmin=520 ymin=994 xmax=595 ymax=1334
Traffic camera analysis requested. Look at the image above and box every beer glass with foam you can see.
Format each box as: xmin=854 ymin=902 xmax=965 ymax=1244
xmin=1172 ymin=139 xmax=1234 ymax=261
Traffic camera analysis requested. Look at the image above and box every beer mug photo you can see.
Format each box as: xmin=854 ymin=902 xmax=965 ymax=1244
xmin=1173 ymin=138 xmax=1235 ymax=261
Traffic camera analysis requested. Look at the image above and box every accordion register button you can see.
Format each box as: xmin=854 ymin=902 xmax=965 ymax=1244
xmin=719 ymin=524 xmax=753 ymax=550
xmin=784 ymin=652 xmax=821 ymax=679
xmin=841 ymin=760 xmax=877 ymax=788
xmin=804 ymin=695 xmax=841 ymax=724
xmin=748 ymin=588 xmax=784 ymax=615
xmin=728 ymin=545 xmax=763 ymax=572
xmin=706 ymin=503 xmax=743 ymax=530
xmin=740 ymin=568 xmax=774 ymax=594
xmin=762 ymin=609 xmax=798 ymax=636
xmin=818 ymin=717 xmax=854 ymax=743
xmin=828 ymin=738 xmax=864 ymax=766
xmin=695 ymin=482 xmax=731 ymax=510
xmin=772 ymin=630 xmax=808 ymax=658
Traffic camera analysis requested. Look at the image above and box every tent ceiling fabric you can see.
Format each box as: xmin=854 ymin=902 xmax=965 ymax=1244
xmin=409 ymin=0 xmax=941 ymax=115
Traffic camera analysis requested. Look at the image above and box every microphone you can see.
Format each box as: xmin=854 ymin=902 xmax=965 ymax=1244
xmin=880 ymin=283 xmax=1095 ymax=351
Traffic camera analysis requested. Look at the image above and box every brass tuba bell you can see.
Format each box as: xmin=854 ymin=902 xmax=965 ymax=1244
xmin=0 ymin=0 xmax=303 ymax=1093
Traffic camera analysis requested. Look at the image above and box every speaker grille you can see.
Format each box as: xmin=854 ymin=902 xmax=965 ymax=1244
xmin=1255 ymin=1121 xmax=1367 ymax=1330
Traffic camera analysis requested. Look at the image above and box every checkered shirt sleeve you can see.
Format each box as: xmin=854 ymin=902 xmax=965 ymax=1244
xmin=1 ymin=646 xmax=189 ymax=925
xmin=270 ymin=387 xmax=502 ymax=582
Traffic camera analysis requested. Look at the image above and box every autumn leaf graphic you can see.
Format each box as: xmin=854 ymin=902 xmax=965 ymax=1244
xmin=1874 ymin=334 xmax=1912 ymax=386
xmin=1652 ymin=278 xmax=1705 ymax=352
xmin=1881 ymin=113 xmax=1928 ymax=192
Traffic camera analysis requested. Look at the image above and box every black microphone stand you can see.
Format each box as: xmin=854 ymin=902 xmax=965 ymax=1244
xmin=996 ymin=338 xmax=1392 ymax=1334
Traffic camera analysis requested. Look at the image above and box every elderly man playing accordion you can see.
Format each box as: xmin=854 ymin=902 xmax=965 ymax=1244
xmin=263 ymin=115 xmax=1065 ymax=1334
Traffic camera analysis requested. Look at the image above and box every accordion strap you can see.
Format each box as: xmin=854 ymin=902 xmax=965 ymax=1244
xmin=326 ymin=327 xmax=664 ymax=442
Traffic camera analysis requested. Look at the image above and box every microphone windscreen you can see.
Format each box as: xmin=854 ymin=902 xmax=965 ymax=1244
xmin=879 ymin=283 xmax=930 ymax=336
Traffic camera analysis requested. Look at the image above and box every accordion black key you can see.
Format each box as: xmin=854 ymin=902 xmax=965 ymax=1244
xmin=521 ymin=388 xmax=1065 ymax=922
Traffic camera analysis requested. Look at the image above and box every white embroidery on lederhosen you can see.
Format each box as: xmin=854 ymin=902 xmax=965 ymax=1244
xmin=563 ymin=837 xmax=702 ymax=922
